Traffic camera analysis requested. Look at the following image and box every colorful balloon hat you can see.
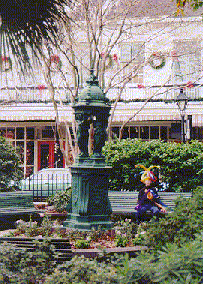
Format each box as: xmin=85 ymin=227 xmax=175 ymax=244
xmin=135 ymin=164 xmax=160 ymax=183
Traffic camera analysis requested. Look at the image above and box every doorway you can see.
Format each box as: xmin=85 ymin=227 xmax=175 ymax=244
xmin=38 ymin=141 xmax=55 ymax=170
xmin=38 ymin=141 xmax=64 ymax=171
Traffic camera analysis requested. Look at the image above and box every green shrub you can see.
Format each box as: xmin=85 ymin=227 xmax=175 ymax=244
xmin=47 ymin=187 xmax=72 ymax=212
xmin=115 ymin=234 xmax=128 ymax=247
xmin=44 ymin=255 xmax=122 ymax=284
xmin=75 ymin=239 xmax=91 ymax=249
xmin=114 ymin=218 xmax=137 ymax=247
xmin=142 ymin=186 xmax=203 ymax=250
xmin=125 ymin=233 xmax=203 ymax=284
xmin=0 ymin=136 xmax=23 ymax=191
xmin=103 ymin=139 xmax=203 ymax=192
xmin=132 ymin=233 xmax=145 ymax=246
xmin=0 ymin=239 xmax=57 ymax=283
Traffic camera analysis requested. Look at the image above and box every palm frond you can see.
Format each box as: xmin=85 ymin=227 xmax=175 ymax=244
xmin=0 ymin=0 xmax=69 ymax=71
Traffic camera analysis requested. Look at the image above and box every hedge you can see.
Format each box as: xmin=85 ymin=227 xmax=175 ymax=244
xmin=0 ymin=136 xmax=23 ymax=191
xmin=103 ymin=139 xmax=203 ymax=192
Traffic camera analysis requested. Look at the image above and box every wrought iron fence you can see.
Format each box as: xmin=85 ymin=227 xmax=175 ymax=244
xmin=21 ymin=173 xmax=71 ymax=202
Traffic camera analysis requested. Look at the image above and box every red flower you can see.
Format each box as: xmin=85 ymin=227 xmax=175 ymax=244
xmin=1 ymin=56 xmax=9 ymax=61
xmin=37 ymin=85 xmax=46 ymax=91
xmin=138 ymin=84 xmax=145 ymax=89
xmin=186 ymin=81 xmax=194 ymax=88
xmin=50 ymin=55 xmax=60 ymax=63
xmin=113 ymin=54 xmax=118 ymax=62
xmin=171 ymin=51 xmax=177 ymax=57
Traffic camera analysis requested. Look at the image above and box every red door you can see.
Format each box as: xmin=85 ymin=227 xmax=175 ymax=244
xmin=38 ymin=141 xmax=55 ymax=170
xmin=38 ymin=141 xmax=65 ymax=171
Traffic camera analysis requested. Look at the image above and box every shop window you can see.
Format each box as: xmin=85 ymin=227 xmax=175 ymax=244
xmin=173 ymin=40 xmax=201 ymax=83
xmin=140 ymin=126 xmax=149 ymax=140
xmin=120 ymin=42 xmax=145 ymax=84
xmin=122 ymin=127 xmax=129 ymax=139
xmin=192 ymin=127 xmax=198 ymax=140
xmin=7 ymin=128 xmax=15 ymax=139
xmin=16 ymin=141 xmax=24 ymax=163
xmin=0 ymin=128 xmax=6 ymax=137
xmin=130 ymin=126 xmax=139 ymax=138
xmin=160 ymin=126 xmax=168 ymax=140
xmin=42 ymin=126 xmax=55 ymax=139
xmin=16 ymin=127 xmax=24 ymax=139
xmin=69 ymin=127 xmax=75 ymax=145
xmin=197 ymin=127 xmax=203 ymax=140
xmin=169 ymin=123 xmax=181 ymax=140
xmin=111 ymin=127 xmax=120 ymax=139
xmin=26 ymin=127 xmax=35 ymax=140
xmin=26 ymin=141 xmax=34 ymax=165
xmin=150 ymin=126 xmax=159 ymax=139
xmin=26 ymin=167 xmax=34 ymax=178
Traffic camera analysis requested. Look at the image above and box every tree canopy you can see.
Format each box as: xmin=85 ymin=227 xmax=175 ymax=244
xmin=0 ymin=136 xmax=23 ymax=191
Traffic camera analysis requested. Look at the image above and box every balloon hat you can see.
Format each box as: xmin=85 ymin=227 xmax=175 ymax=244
xmin=135 ymin=164 xmax=160 ymax=183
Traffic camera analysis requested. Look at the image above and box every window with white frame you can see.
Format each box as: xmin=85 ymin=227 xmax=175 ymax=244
xmin=120 ymin=42 xmax=145 ymax=84
xmin=173 ymin=40 xmax=201 ymax=83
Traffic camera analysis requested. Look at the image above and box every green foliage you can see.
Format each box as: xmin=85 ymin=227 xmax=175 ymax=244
xmin=47 ymin=187 xmax=72 ymax=212
xmin=0 ymin=136 xmax=23 ymax=191
xmin=103 ymin=139 xmax=203 ymax=192
xmin=115 ymin=234 xmax=128 ymax=247
xmin=114 ymin=218 xmax=137 ymax=247
xmin=75 ymin=239 xmax=91 ymax=249
xmin=1 ymin=235 xmax=203 ymax=283
xmin=141 ymin=186 xmax=203 ymax=250
xmin=115 ymin=233 xmax=203 ymax=284
xmin=44 ymin=255 xmax=121 ymax=284
xmin=14 ymin=215 xmax=65 ymax=238
xmin=0 ymin=239 xmax=57 ymax=283
xmin=132 ymin=233 xmax=146 ymax=246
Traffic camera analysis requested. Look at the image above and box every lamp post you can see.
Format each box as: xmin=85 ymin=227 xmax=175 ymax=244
xmin=176 ymin=88 xmax=188 ymax=143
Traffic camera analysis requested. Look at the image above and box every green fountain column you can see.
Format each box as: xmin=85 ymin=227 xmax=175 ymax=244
xmin=63 ymin=71 xmax=113 ymax=230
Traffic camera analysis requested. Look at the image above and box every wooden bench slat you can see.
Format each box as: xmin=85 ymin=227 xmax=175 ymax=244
xmin=108 ymin=191 xmax=192 ymax=214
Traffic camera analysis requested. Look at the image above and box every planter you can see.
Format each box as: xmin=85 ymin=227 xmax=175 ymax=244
xmin=38 ymin=211 xmax=67 ymax=221
xmin=0 ymin=236 xmax=72 ymax=263
xmin=72 ymin=245 xmax=147 ymax=259
xmin=0 ymin=235 xmax=147 ymax=262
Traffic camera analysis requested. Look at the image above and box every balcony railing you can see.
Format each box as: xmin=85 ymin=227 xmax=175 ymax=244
xmin=106 ymin=85 xmax=203 ymax=101
xmin=0 ymin=87 xmax=71 ymax=103
xmin=0 ymin=84 xmax=202 ymax=103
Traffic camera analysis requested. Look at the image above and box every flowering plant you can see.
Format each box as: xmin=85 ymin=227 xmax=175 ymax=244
xmin=0 ymin=56 xmax=12 ymax=72
xmin=186 ymin=81 xmax=194 ymax=88
xmin=101 ymin=53 xmax=118 ymax=69
xmin=50 ymin=54 xmax=62 ymax=71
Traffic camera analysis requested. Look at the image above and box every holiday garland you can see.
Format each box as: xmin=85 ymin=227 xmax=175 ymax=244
xmin=149 ymin=52 xmax=165 ymax=70
xmin=101 ymin=53 xmax=118 ymax=70
xmin=0 ymin=56 xmax=12 ymax=72
xmin=50 ymin=55 xmax=62 ymax=72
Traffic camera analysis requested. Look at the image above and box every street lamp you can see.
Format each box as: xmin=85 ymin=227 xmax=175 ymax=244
xmin=176 ymin=88 xmax=188 ymax=143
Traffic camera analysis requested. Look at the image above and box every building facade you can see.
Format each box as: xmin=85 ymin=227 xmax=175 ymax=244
xmin=0 ymin=2 xmax=203 ymax=177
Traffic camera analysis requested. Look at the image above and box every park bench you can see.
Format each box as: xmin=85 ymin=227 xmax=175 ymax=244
xmin=108 ymin=191 xmax=192 ymax=215
xmin=0 ymin=191 xmax=40 ymax=230
xmin=0 ymin=237 xmax=72 ymax=263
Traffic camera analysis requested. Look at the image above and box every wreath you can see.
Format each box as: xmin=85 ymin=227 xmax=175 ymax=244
xmin=101 ymin=53 xmax=118 ymax=70
xmin=49 ymin=55 xmax=62 ymax=72
xmin=149 ymin=52 xmax=165 ymax=70
xmin=0 ymin=56 xmax=12 ymax=72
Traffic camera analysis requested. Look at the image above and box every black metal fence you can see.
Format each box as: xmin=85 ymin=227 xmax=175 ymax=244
xmin=21 ymin=173 xmax=71 ymax=202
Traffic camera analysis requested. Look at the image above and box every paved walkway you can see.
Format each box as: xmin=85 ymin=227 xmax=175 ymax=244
xmin=0 ymin=229 xmax=15 ymax=237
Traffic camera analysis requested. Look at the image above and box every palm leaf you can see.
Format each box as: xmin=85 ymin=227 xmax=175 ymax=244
xmin=0 ymin=0 xmax=68 ymax=71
